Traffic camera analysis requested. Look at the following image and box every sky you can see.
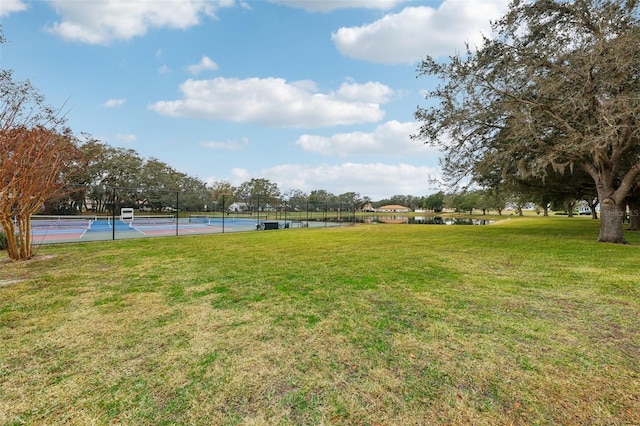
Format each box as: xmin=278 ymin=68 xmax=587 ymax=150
xmin=0 ymin=0 xmax=509 ymax=200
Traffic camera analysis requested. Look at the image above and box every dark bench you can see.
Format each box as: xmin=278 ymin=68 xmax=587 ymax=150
xmin=258 ymin=221 xmax=280 ymax=230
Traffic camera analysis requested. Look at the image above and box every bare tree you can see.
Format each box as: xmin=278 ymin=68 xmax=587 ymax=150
xmin=1 ymin=37 xmax=79 ymax=259
xmin=1 ymin=127 xmax=79 ymax=260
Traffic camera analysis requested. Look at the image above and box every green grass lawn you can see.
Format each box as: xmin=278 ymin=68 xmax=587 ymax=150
xmin=1 ymin=216 xmax=639 ymax=425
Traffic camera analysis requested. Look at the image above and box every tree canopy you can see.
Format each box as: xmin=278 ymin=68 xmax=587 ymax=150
xmin=236 ymin=178 xmax=281 ymax=211
xmin=414 ymin=0 xmax=640 ymax=243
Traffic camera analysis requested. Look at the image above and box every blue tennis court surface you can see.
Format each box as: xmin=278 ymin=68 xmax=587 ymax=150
xmin=30 ymin=216 xmax=343 ymax=244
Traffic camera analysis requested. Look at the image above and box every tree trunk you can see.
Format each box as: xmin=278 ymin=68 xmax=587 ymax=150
xmin=566 ymin=201 xmax=576 ymax=217
xmin=587 ymin=198 xmax=599 ymax=219
xmin=597 ymin=198 xmax=627 ymax=243
xmin=0 ymin=218 xmax=20 ymax=260
xmin=17 ymin=215 xmax=32 ymax=260
xmin=628 ymin=199 xmax=640 ymax=231
xmin=584 ymin=162 xmax=639 ymax=243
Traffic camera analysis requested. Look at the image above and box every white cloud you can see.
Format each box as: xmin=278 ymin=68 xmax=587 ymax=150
xmin=187 ymin=56 xmax=219 ymax=75
xmin=101 ymin=98 xmax=126 ymax=107
xmin=268 ymin=0 xmax=406 ymax=12
xmin=45 ymin=0 xmax=234 ymax=44
xmin=225 ymin=162 xmax=437 ymax=200
xmin=334 ymin=81 xmax=393 ymax=103
xmin=116 ymin=133 xmax=137 ymax=143
xmin=332 ymin=0 xmax=510 ymax=64
xmin=0 ymin=0 xmax=28 ymax=17
xmin=201 ymin=138 xmax=248 ymax=151
xmin=149 ymin=77 xmax=390 ymax=128
xmin=295 ymin=120 xmax=437 ymax=157
xmin=158 ymin=65 xmax=171 ymax=75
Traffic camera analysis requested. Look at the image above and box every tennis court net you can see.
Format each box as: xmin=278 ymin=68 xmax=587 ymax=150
xmin=30 ymin=215 xmax=97 ymax=229
xmin=125 ymin=215 xmax=176 ymax=227
xmin=188 ymin=215 xmax=217 ymax=225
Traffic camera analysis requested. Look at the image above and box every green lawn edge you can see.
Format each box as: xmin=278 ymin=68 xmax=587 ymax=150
xmin=1 ymin=216 xmax=639 ymax=425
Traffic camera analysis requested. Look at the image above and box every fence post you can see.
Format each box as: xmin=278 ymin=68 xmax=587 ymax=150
xmin=176 ymin=191 xmax=179 ymax=236
xmin=325 ymin=202 xmax=328 ymax=227
xmin=256 ymin=197 xmax=260 ymax=229
xmin=112 ymin=186 xmax=116 ymax=241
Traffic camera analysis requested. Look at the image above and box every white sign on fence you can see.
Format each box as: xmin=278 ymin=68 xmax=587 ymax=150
xmin=120 ymin=208 xmax=134 ymax=221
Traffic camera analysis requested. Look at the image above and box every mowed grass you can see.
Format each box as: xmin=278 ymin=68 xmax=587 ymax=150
xmin=1 ymin=217 xmax=639 ymax=425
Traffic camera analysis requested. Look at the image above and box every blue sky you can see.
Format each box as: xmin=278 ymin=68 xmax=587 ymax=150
xmin=1 ymin=0 xmax=509 ymax=200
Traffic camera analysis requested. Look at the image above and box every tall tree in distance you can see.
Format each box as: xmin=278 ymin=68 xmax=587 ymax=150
xmin=235 ymin=178 xmax=281 ymax=212
xmin=209 ymin=180 xmax=236 ymax=212
xmin=282 ymin=189 xmax=308 ymax=212
xmin=414 ymin=0 xmax=640 ymax=243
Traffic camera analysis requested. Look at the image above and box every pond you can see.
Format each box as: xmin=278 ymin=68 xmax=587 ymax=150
xmin=358 ymin=215 xmax=495 ymax=225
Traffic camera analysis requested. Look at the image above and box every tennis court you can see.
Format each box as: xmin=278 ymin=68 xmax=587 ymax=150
xmin=28 ymin=214 xmax=343 ymax=244
xmin=29 ymin=215 xmax=96 ymax=244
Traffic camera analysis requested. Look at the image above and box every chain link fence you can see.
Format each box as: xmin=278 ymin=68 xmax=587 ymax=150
xmin=31 ymin=186 xmax=357 ymax=245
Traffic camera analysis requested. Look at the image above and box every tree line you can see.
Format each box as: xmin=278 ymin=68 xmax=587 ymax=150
xmin=48 ymin=140 xmax=378 ymax=215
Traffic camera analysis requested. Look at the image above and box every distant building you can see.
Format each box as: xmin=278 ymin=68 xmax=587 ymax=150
xmin=228 ymin=202 xmax=248 ymax=212
xmin=576 ymin=200 xmax=594 ymax=215
xmin=361 ymin=203 xmax=376 ymax=212
xmin=376 ymin=204 xmax=410 ymax=213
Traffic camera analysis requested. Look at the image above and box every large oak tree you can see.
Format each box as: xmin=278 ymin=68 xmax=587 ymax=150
xmin=414 ymin=0 xmax=640 ymax=243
